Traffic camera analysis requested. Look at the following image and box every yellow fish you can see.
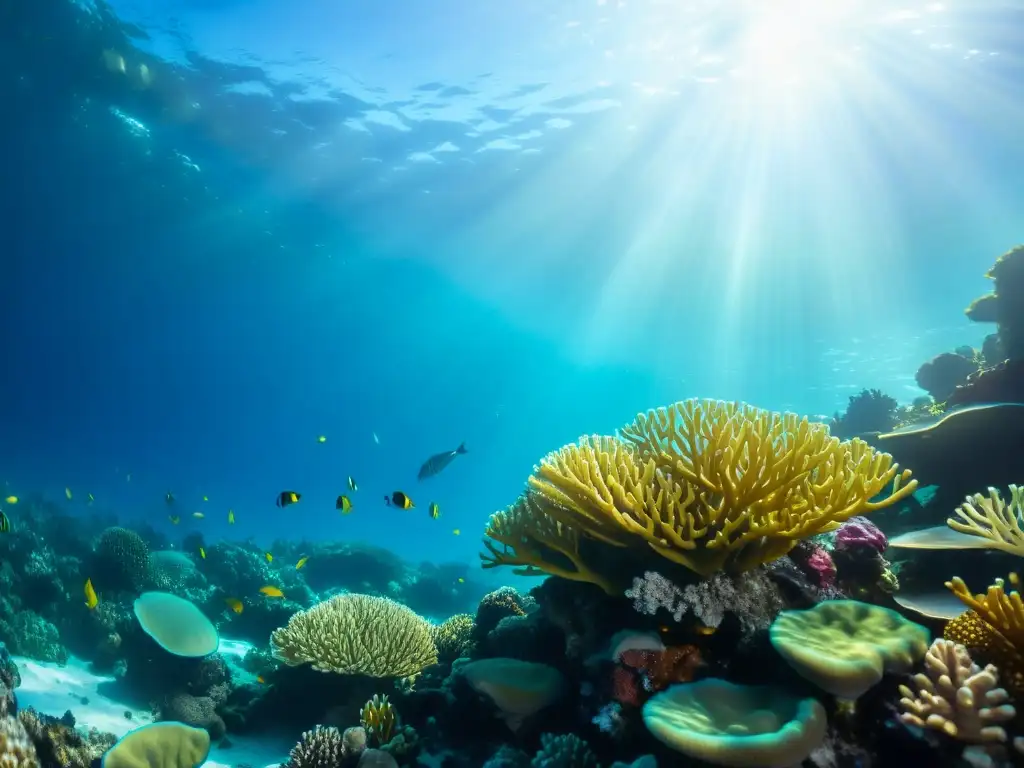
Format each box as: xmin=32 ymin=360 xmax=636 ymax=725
xmin=168 ymin=515 xmax=180 ymax=525
xmin=256 ymin=675 xmax=265 ymax=684
xmin=318 ymin=435 xmax=327 ymax=443
xmin=203 ymin=495 xmax=209 ymax=502
xmin=224 ymin=598 xmax=243 ymax=614
xmin=192 ymin=511 xmax=205 ymax=519
xmin=457 ymin=577 xmax=465 ymax=583
xmin=265 ymin=552 xmax=273 ymax=563
xmin=65 ymin=487 xmax=72 ymax=500
xmin=428 ymin=502 xmax=440 ymax=520
xmin=260 ymin=585 xmax=284 ymax=598
xmin=199 ymin=547 xmax=206 ymax=560
xmin=452 ymin=528 xmax=460 ymax=536
xmin=84 ymin=578 xmax=98 ymax=610
xmin=228 ymin=509 xmax=235 ymax=524
xmin=336 ymin=495 xmax=352 ymax=514
xmin=4 ymin=496 xmax=17 ymax=504
xmin=295 ymin=556 xmax=308 ymax=570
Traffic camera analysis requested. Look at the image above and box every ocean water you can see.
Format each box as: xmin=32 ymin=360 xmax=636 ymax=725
xmin=1 ymin=0 xmax=1022 ymax=568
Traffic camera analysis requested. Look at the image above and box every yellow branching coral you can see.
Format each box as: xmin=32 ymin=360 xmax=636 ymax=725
xmin=270 ymin=594 xmax=438 ymax=678
xmin=481 ymin=492 xmax=615 ymax=593
xmin=359 ymin=694 xmax=395 ymax=745
xmin=947 ymin=574 xmax=1024 ymax=695
xmin=489 ymin=399 xmax=915 ymax=578
xmin=947 ymin=485 xmax=1024 ymax=557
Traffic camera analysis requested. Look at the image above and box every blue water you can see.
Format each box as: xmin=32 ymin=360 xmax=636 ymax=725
xmin=1 ymin=0 xmax=1022 ymax=568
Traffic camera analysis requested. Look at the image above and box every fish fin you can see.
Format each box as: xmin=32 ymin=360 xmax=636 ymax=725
xmin=456 ymin=442 xmax=467 ymax=453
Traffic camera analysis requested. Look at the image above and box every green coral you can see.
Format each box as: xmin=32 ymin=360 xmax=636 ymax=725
xmin=93 ymin=527 xmax=150 ymax=592
xmin=430 ymin=614 xmax=474 ymax=661
xmin=270 ymin=594 xmax=438 ymax=678
xmin=531 ymin=734 xmax=597 ymax=768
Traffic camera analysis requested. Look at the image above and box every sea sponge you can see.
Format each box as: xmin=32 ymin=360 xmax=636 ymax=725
xmin=461 ymin=658 xmax=565 ymax=732
xmin=485 ymin=400 xmax=915 ymax=580
xmin=270 ymin=594 xmax=438 ymax=678
xmin=769 ymin=600 xmax=931 ymax=699
xmin=0 ymin=715 xmax=39 ymax=768
xmin=133 ymin=592 xmax=218 ymax=657
xmin=93 ymin=527 xmax=150 ymax=592
xmin=430 ymin=614 xmax=474 ymax=661
xmin=898 ymin=639 xmax=1015 ymax=743
xmin=100 ymin=722 xmax=210 ymax=768
xmin=642 ymin=679 xmax=827 ymax=768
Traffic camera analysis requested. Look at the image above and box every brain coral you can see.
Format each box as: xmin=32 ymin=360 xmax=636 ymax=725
xmin=270 ymin=594 xmax=438 ymax=678
xmin=93 ymin=527 xmax=150 ymax=592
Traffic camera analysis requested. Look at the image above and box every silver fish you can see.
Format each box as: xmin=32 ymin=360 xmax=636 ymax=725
xmin=418 ymin=442 xmax=467 ymax=480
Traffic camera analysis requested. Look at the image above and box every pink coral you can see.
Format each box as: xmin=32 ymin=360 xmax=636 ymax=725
xmin=834 ymin=516 xmax=887 ymax=554
xmin=806 ymin=547 xmax=837 ymax=588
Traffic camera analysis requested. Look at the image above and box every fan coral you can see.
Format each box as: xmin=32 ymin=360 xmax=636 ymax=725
xmin=898 ymin=639 xmax=1015 ymax=743
xmin=270 ymin=594 xmax=438 ymax=678
xmin=484 ymin=400 xmax=915 ymax=580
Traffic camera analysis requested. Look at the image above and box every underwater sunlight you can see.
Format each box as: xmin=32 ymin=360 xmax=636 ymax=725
xmin=3 ymin=0 xmax=1024 ymax=767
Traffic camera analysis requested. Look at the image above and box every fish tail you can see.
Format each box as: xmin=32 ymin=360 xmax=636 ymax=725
xmin=456 ymin=442 xmax=467 ymax=454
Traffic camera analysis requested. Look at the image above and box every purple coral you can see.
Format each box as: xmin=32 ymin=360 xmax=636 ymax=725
xmin=805 ymin=547 xmax=837 ymax=588
xmin=834 ymin=517 xmax=887 ymax=554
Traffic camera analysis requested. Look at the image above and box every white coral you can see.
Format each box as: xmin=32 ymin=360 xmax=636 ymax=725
xmin=898 ymin=638 xmax=1015 ymax=743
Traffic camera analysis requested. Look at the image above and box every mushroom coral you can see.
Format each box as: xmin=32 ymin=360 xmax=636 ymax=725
xmin=769 ymin=600 xmax=930 ymax=700
xmin=482 ymin=399 xmax=915 ymax=582
xmin=642 ymin=679 xmax=826 ymax=768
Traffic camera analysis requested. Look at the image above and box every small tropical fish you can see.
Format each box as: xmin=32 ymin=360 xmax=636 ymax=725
xmin=276 ymin=491 xmax=300 ymax=508
xmin=4 ymin=496 xmax=17 ymax=504
xmin=84 ymin=579 xmax=98 ymax=610
xmin=87 ymin=493 xmax=95 ymax=504
xmin=228 ymin=509 xmax=235 ymax=525
xmin=452 ymin=528 xmax=460 ymax=536
xmin=192 ymin=511 xmax=205 ymax=519
xmin=295 ymin=556 xmax=308 ymax=570
xmin=0 ymin=512 xmax=9 ymax=533
xmin=336 ymin=495 xmax=353 ymax=514
xmin=385 ymin=491 xmax=414 ymax=509
xmin=265 ymin=552 xmax=273 ymax=563
xmin=695 ymin=623 xmax=717 ymax=636
xmin=347 ymin=476 xmax=357 ymax=492
xmin=372 ymin=432 xmax=379 ymax=444
xmin=417 ymin=442 xmax=467 ymax=481
xmin=256 ymin=675 xmax=265 ymax=684
xmin=317 ymin=435 xmax=327 ymax=443
xmin=457 ymin=577 xmax=465 ymax=583
xmin=168 ymin=515 xmax=180 ymax=525
xmin=202 ymin=495 xmax=209 ymax=502
xmin=199 ymin=547 xmax=206 ymax=560
xmin=65 ymin=487 xmax=72 ymax=500
xmin=165 ymin=491 xmax=175 ymax=505
xmin=126 ymin=473 xmax=131 ymax=482
xmin=428 ymin=502 xmax=440 ymax=520
xmin=260 ymin=586 xmax=284 ymax=598
xmin=224 ymin=598 xmax=243 ymax=614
